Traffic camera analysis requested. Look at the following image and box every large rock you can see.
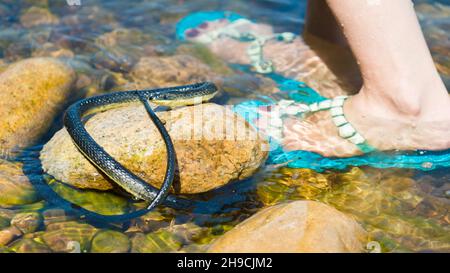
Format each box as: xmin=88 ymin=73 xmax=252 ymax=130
xmin=208 ymin=201 xmax=367 ymax=253
xmin=41 ymin=103 xmax=267 ymax=194
xmin=0 ymin=57 xmax=75 ymax=151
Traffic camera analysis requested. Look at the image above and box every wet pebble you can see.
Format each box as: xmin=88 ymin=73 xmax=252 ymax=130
xmin=90 ymin=230 xmax=130 ymax=253
xmin=0 ymin=226 xmax=22 ymax=246
xmin=8 ymin=238 xmax=51 ymax=253
xmin=20 ymin=7 xmax=59 ymax=28
xmin=11 ymin=212 xmax=42 ymax=234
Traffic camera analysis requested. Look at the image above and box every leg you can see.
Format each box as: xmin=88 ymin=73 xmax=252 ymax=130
xmin=304 ymin=0 xmax=347 ymax=46
xmin=284 ymin=0 xmax=450 ymax=156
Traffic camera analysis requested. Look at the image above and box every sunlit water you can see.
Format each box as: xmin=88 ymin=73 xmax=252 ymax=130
xmin=0 ymin=0 xmax=449 ymax=253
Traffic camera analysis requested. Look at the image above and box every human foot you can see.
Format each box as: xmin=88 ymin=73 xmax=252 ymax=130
xmin=276 ymin=88 xmax=450 ymax=157
xmin=179 ymin=12 xmax=450 ymax=157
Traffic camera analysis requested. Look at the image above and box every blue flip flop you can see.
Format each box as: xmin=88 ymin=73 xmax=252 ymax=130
xmin=177 ymin=11 xmax=450 ymax=172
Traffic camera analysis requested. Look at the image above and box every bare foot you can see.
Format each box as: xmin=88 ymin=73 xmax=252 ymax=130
xmin=282 ymin=93 xmax=450 ymax=157
xmin=182 ymin=17 xmax=450 ymax=157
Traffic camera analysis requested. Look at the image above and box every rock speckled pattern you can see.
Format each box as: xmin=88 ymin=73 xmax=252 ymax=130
xmin=0 ymin=57 xmax=75 ymax=151
xmin=208 ymin=201 xmax=368 ymax=253
xmin=41 ymin=103 xmax=267 ymax=194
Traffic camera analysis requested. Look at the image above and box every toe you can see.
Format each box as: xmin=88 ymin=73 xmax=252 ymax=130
xmin=282 ymin=112 xmax=361 ymax=157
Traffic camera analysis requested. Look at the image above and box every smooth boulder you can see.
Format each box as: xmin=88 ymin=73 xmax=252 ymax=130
xmin=208 ymin=201 xmax=368 ymax=253
xmin=0 ymin=57 xmax=75 ymax=151
xmin=41 ymin=103 xmax=267 ymax=194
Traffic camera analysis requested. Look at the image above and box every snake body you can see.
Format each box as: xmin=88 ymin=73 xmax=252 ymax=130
xmin=64 ymin=82 xmax=218 ymax=211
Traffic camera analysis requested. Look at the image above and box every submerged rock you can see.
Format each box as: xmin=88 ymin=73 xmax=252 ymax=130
xmin=32 ymin=42 xmax=75 ymax=59
xmin=41 ymin=103 xmax=267 ymax=194
xmin=90 ymin=230 xmax=130 ymax=253
xmin=0 ymin=57 xmax=75 ymax=152
xmin=20 ymin=7 xmax=59 ymax=28
xmin=127 ymin=55 xmax=219 ymax=89
xmin=131 ymin=230 xmax=182 ymax=253
xmin=208 ymin=201 xmax=367 ymax=253
xmin=92 ymin=28 xmax=157 ymax=72
xmin=8 ymin=238 xmax=52 ymax=253
xmin=41 ymin=221 xmax=98 ymax=253
xmin=0 ymin=226 xmax=22 ymax=246
xmin=48 ymin=179 xmax=129 ymax=215
xmin=0 ymin=160 xmax=38 ymax=208
xmin=11 ymin=212 xmax=42 ymax=234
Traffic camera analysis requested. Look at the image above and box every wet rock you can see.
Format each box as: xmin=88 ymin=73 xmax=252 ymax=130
xmin=208 ymin=201 xmax=367 ymax=253
xmin=90 ymin=230 xmax=130 ymax=253
xmin=41 ymin=103 xmax=267 ymax=194
xmin=166 ymin=222 xmax=207 ymax=244
xmin=133 ymin=211 xmax=171 ymax=233
xmin=0 ymin=226 xmax=22 ymax=246
xmin=0 ymin=160 xmax=38 ymax=208
xmin=48 ymin=179 xmax=129 ymax=215
xmin=219 ymin=74 xmax=278 ymax=101
xmin=52 ymin=6 xmax=118 ymax=51
xmin=41 ymin=221 xmax=98 ymax=253
xmin=8 ymin=238 xmax=52 ymax=253
xmin=11 ymin=212 xmax=42 ymax=234
xmin=176 ymin=44 xmax=233 ymax=75
xmin=92 ymin=28 xmax=157 ymax=72
xmin=42 ymin=209 xmax=76 ymax=226
xmin=128 ymin=55 xmax=219 ymax=89
xmin=131 ymin=230 xmax=182 ymax=253
xmin=0 ymin=57 xmax=75 ymax=151
xmin=20 ymin=7 xmax=59 ymax=28
xmin=32 ymin=42 xmax=74 ymax=58
xmin=257 ymin=168 xmax=332 ymax=206
xmin=0 ymin=216 xmax=9 ymax=229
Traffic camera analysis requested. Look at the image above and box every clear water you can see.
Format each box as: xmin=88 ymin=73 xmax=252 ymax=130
xmin=0 ymin=0 xmax=449 ymax=253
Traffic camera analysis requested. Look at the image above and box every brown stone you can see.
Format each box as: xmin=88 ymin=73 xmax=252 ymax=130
xmin=0 ymin=57 xmax=75 ymax=151
xmin=208 ymin=201 xmax=367 ymax=253
xmin=41 ymin=103 xmax=267 ymax=194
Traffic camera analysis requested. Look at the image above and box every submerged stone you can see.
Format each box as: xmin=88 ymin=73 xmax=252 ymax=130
xmin=92 ymin=28 xmax=157 ymax=72
xmin=131 ymin=229 xmax=182 ymax=253
xmin=0 ymin=160 xmax=38 ymax=208
xmin=11 ymin=212 xmax=42 ymax=234
xmin=48 ymin=179 xmax=129 ymax=215
xmin=90 ymin=230 xmax=130 ymax=253
xmin=128 ymin=55 xmax=220 ymax=89
xmin=20 ymin=7 xmax=59 ymax=28
xmin=41 ymin=221 xmax=98 ymax=253
xmin=8 ymin=238 xmax=52 ymax=253
xmin=208 ymin=201 xmax=368 ymax=253
xmin=0 ymin=226 xmax=22 ymax=247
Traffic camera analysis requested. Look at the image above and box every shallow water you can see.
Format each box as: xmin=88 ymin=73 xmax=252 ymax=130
xmin=0 ymin=0 xmax=449 ymax=253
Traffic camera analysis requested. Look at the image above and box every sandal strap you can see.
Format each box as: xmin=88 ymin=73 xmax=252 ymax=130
xmin=195 ymin=18 xmax=296 ymax=74
xmin=268 ymin=97 xmax=376 ymax=153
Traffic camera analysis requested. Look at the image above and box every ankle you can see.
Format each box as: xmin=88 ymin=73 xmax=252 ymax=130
xmin=355 ymin=77 xmax=450 ymax=121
